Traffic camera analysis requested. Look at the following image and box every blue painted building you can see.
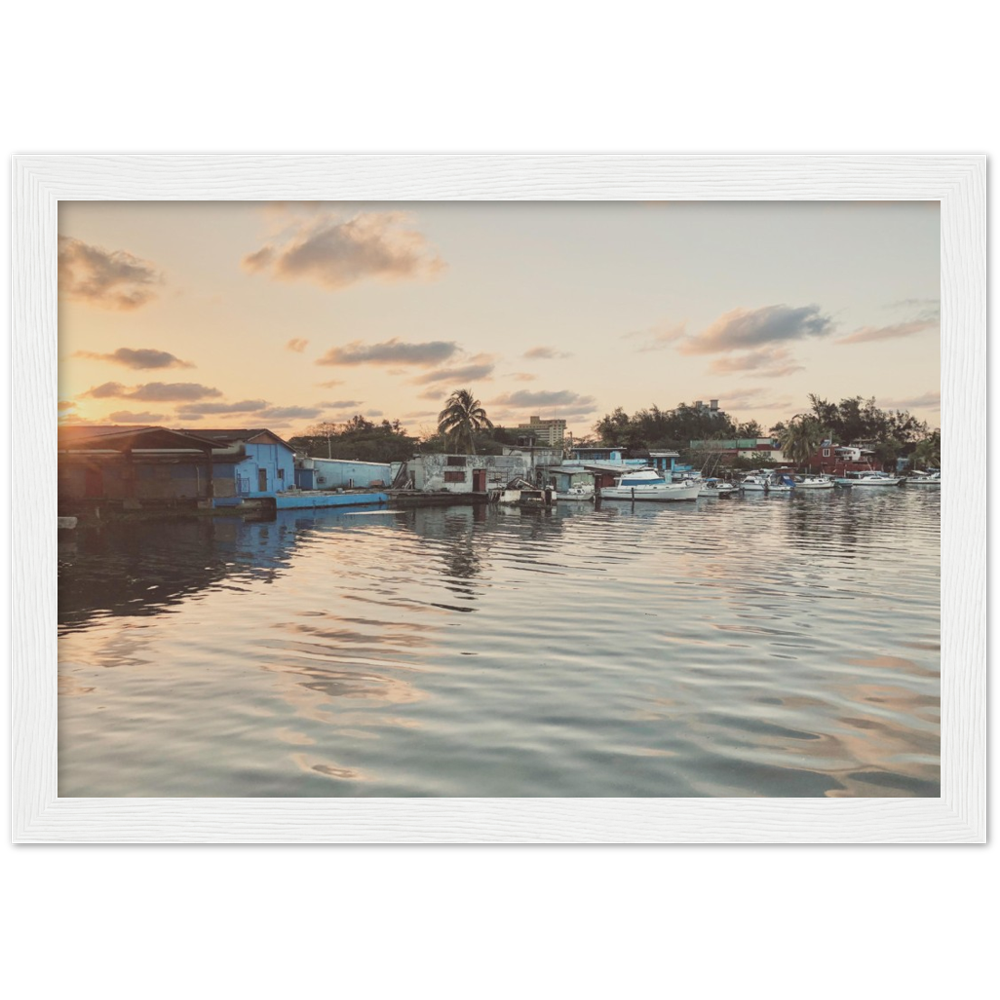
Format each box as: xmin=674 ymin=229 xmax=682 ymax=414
xmin=571 ymin=445 xmax=624 ymax=463
xmin=188 ymin=428 xmax=296 ymax=503
xmin=295 ymin=457 xmax=393 ymax=491
xmin=647 ymin=450 xmax=681 ymax=475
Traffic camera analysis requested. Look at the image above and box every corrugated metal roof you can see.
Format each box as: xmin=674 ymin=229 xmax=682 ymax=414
xmin=58 ymin=425 xmax=221 ymax=450
xmin=179 ymin=428 xmax=295 ymax=451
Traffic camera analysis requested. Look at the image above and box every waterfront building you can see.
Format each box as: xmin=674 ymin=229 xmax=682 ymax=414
xmin=295 ymin=456 xmax=394 ymax=490
xmin=688 ymin=437 xmax=787 ymax=464
xmin=186 ymin=429 xmax=296 ymax=503
xmin=406 ymin=452 xmax=533 ymax=493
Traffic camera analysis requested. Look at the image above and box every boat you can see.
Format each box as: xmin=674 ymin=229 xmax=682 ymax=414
xmin=554 ymin=484 xmax=595 ymax=501
xmin=833 ymin=471 xmax=905 ymax=487
xmin=739 ymin=472 xmax=794 ymax=493
xmin=794 ymin=475 xmax=835 ymax=490
xmin=600 ymin=467 xmax=700 ymax=502
xmin=498 ymin=477 xmax=557 ymax=507
xmin=907 ymin=470 xmax=941 ymax=486
xmin=697 ymin=478 xmax=736 ymax=498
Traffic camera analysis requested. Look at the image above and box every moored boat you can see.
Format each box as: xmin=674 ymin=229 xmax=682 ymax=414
xmin=498 ymin=477 xmax=557 ymax=507
xmin=697 ymin=478 xmax=736 ymax=498
xmin=739 ymin=472 xmax=794 ymax=493
xmin=794 ymin=475 xmax=835 ymax=490
xmin=907 ymin=470 xmax=941 ymax=486
xmin=600 ymin=467 xmax=700 ymax=502
xmin=833 ymin=471 xmax=905 ymax=487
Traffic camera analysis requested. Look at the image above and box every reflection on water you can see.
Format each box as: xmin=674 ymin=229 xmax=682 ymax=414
xmin=58 ymin=490 xmax=940 ymax=797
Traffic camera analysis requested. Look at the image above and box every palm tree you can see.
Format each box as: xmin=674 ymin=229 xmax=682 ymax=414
xmin=779 ymin=415 xmax=826 ymax=470
xmin=437 ymin=389 xmax=493 ymax=454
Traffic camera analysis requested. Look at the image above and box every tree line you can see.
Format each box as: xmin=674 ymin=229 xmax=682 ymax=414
xmin=290 ymin=390 xmax=940 ymax=471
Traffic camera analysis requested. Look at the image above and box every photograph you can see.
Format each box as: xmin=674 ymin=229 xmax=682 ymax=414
xmin=56 ymin=198 xmax=943 ymax=799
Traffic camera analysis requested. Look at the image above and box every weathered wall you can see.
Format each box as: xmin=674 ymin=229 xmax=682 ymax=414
xmin=307 ymin=458 xmax=392 ymax=489
xmin=410 ymin=453 xmax=530 ymax=492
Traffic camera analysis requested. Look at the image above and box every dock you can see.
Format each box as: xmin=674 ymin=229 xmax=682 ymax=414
xmin=387 ymin=490 xmax=492 ymax=508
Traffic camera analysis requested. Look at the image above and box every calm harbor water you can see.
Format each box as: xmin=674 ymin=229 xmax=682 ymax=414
xmin=58 ymin=488 xmax=940 ymax=797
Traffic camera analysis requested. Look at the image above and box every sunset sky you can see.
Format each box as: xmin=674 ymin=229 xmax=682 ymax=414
xmin=57 ymin=200 xmax=941 ymax=439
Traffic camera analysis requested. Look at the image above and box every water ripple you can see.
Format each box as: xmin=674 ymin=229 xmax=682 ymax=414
xmin=58 ymin=489 xmax=940 ymax=796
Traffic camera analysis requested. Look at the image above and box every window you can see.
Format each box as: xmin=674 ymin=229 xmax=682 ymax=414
xmin=444 ymin=470 xmax=466 ymax=483
xmin=446 ymin=456 xmax=466 ymax=466
xmin=277 ymin=468 xmax=285 ymax=480
xmin=822 ymin=448 xmax=831 ymax=457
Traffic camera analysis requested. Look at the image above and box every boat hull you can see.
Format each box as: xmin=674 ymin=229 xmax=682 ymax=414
xmin=600 ymin=483 xmax=700 ymax=502
xmin=834 ymin=478 xmax=905 ymax=487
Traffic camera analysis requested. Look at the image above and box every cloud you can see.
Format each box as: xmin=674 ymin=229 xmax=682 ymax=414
xmin=286 ymin=338 xmax=309 ymax=353
xmin=57 ymin=401 xmax=76 ymax=412
xmin=317 ymin=338 xmax=458 ymax=367
xmin=708 ymin=346 xmax=805 ymax=378
xmin=410 ymin=353 xmax=497 ymax=385
xmin=83 ymin=381 xmax=222 ymax=402
xmin=315 ymin=399 xmax=362 ymax=409
xmin=837 ymin=303 xmax=939 ymax=345
xmin=705 ymin=388 xmax=794 ymax=412
xmin=489 ymin=389 xmax=596 ymax=409
xmin=884 ymin=298 xmax=940 ymax=313
xmin=680 ymin=305 xmax=834 ymax=355
xmin=509 ymin=372 xmax=537 ymax=382
xmin=107 ymin=410 xmax=167 ymax=423
xmin=878 ymin=391 xmax=941 ymax=411
xmin=258 ymin=405 xmax=323 ymax=420
xmin=242 ymin=210 xmax=445 ymax=290
xmin=82 ymin=382 xmax=130 ymax=399
xmin=366 ymin=410 xmax=384 ymax=417
xmin=624 ymin=321 xmax=688 ymax=353
xmin=522 ymin=346 xmax=572 ymax=360
xmin=58 ymin=236 xmax=162 ymax=310
xmin=316 ymin=379 xmax=345 ymax=388
xmin=175 ymin=399 xmax=269 ymax=415
xmin=73 ymin=347 xmax=194 ymax=370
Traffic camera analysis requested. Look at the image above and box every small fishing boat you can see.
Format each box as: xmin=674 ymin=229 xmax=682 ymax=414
xmin=794 ymin=475 xmax=835 ymax=490
xmin=907 ymin=470 xmax=941 ymax=486
xmin=739 ymin=473 xmax=794 ymax=493
xmin=697 ymin=478 xmax=736 ymax=498
xmin=600 ymin=467 xmax=700 ymax=502
xmin=498 ymin=477 xmax=557 ymax=507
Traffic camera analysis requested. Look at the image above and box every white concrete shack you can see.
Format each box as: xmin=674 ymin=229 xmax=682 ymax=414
xmin=407 ymin=452 xmax=533 ymax=493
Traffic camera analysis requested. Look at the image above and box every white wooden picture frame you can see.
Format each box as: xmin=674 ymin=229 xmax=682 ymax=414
xmin=12 ymin=154 xmax=986 ymax=842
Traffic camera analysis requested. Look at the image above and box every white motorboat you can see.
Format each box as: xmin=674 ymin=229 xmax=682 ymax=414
xmin=697 ymin=478 xmax=736 ymax=498
xmin=794 ymin=476 xmax=835 ymax=490
xmin=833 ymin=471 xmax=905 ymax=487
xmin=907 ymin=470 xmax=941 ymax=486
xmin=600 ymin=467 xmax=700 ymax=502
xmin=739 ymin=472 xmax=794 ymax=493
